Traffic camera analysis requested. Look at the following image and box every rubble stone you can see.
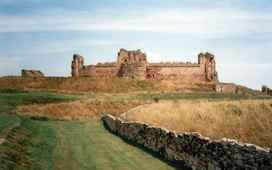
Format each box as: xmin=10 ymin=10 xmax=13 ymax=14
xmin=21 ymin=69 xmax=44 ymax=77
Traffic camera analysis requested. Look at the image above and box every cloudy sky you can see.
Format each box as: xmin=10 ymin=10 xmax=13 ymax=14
xmin=0 ymin=0 xmax=271 ymax=89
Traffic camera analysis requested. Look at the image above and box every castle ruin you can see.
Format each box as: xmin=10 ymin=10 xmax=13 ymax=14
xmin=71 ymin=49 xmax=218 ymax=82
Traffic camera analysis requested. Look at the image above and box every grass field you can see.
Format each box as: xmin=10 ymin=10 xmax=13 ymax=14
xmin=16 ymin=91 xmax=271 ymax=120
xmin=123 ymin=99 xmax=272 ymax=148
xmin=0 ymin=90 xmax=177 ymax=170
xmin=1 ymin=82 xmax=271 ymax=169
xmin=0 ymin=77 xmax=155 ymax=93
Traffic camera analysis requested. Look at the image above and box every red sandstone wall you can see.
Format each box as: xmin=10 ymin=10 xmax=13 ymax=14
xmin=79 ymin=66 xmax=119 ymax=77
xmin=71 ymin=50 xmax=217 ymax=82
xmin=147 ymin=66 xmax=205 ymax=81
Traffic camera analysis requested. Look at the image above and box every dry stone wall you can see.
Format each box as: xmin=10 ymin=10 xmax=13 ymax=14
xmin=102 ymin=114 xmax=272 ymax=170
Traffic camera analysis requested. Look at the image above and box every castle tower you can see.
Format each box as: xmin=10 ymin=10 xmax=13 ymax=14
xmin=117 ymin=49 xmax=148 ymax=79
xmin=117 ymin=49 xmax=147 ymax=65
xmin=198 ymin=52 xmax=218 ymax=81
xmin=71 ymin=54 xmax=84 ymax=77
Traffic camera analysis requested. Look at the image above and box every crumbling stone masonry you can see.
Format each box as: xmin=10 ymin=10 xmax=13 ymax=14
xmin=71 ymin=49 xmax=218 ymax=82
xmin=216 ymin=83 xmax=238 ymax=93
xmin=21 ymin=69 xmax=44 ymax=78
xmin=102 ymin=114 xmax=272 ymax=170
xmin=262 ymin=86 xmax=272 ymax=96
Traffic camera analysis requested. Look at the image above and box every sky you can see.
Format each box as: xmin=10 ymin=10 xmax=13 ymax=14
xmin=0 ymin=0 xmax=271 ymax=89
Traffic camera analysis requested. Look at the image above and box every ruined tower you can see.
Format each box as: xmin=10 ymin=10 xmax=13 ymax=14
xmin=71 ymin=54 xmax=84 ymax=77
xmin=117 ymin=49 xmax=147 ymax=80
xmin=198 ymin=52 xmax=218 ymax=82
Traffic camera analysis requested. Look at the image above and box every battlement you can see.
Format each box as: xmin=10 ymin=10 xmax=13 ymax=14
xmin=71 ymin=48 xmax=218 ymax=82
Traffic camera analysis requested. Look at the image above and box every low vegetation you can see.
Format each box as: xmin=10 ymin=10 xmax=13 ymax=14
xmin=0 ymin=89 xmax=175 ymax=170
xmin=123 ymin=99 xmax=272 ymax=148
xmin=0 ymin=76 xmax=154 ymax=93
xmin=17 ymin=100 xmax=146 ymax=120
xmin=0 ymin=90 xmax=71 ymax=170
xmin=0 ymin=76 xmax=219 ymax=93
xmin=0 ymin=89 xmax=77 ymax=113
xmin=1 ymin=76 xmax=271 ymax=169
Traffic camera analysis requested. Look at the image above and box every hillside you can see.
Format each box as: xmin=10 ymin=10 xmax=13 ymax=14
xmin=0 ymin=76 xmax=215 ymax=93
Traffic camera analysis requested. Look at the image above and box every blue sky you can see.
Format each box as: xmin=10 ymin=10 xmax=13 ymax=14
xmin=0 ymin=0 xmax=271 ymax=89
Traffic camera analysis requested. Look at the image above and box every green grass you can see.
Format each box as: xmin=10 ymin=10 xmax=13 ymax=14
xmin=0 ymin=114 xmax=20 ymax=133
xmin=51 ymin=120 xmax=175 ymax=170
xmin=0 ymin=90 xmax=77 ymax=170
xmin=0 ymin=89 xmax=78 ymax=113
xmin=0 ymin=89 xmax=177 ymax=170
xmin=1 ymin=117 xmax=176 ymax=170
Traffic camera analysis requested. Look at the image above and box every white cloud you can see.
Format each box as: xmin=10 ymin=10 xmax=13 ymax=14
xmin=217 ymin=63 xmax=272 ymax=89
xmin=23 ymin=39 xmax=122 ymax=55
xmin=0 ymin=8 xmax=271 ymax=38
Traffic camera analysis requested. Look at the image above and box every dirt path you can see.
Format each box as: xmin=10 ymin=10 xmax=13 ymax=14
xmin=52 ymin=120 xmax=176 ymax=170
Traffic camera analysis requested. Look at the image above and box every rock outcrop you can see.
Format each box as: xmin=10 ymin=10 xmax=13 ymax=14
xmin=21 ymin=69 xmax=44 ymax=77
xmin=102 ymin=114 xmax=272 ymax=170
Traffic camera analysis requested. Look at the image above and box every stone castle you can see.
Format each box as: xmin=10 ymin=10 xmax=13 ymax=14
xmin=71 ymin=49 xmax=218 ymax=82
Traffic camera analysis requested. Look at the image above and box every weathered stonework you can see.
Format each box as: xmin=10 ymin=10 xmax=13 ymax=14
xmin=102 ymin=114 xmax=272 ymax=170
xmin=21 ymin=69 xmax=44 ymax=78
xmin=71 ymin=49 xmax=218 ymax=82
xmin=216 ymin=83 xmax=238 ymax=93
xmin=262 ymin=86 xmax=272 ymax=96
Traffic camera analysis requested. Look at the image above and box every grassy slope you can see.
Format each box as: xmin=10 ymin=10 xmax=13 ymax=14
xmin=17 ymin=91 xmax=271 ymax=121
xmin=0 ymin=90 xmax=76 ymax=170
xmin=0 ymin=76 xmax=218 ymax=93
xmin=0 ymin=77 xmax=155 ymax=93
xmin=124 ymin=100 xmax=272 ymax=148
xmin=0 ymin=90 xmax=176 ymax=170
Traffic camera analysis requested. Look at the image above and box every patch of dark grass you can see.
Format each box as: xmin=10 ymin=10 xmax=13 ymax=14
xmin=0 ymin=90 xmax=78 ymax=113
xmin=29 ymin=116 xmax=50 ymax=121
xmin=153 ymin=97 xmax=160 ymax=103
xmin=0 ymin=88 xmax=28 ymax=93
